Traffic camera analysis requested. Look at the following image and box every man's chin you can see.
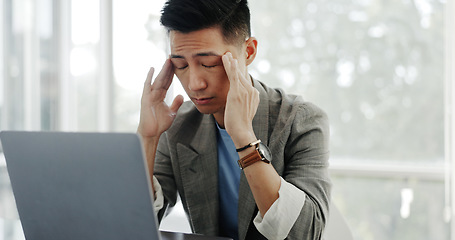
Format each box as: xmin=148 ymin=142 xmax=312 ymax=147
xmin=194 ymin=107 xmax=214 ymax=115
xmin=193 ymin=104 xmax=222 ymax=115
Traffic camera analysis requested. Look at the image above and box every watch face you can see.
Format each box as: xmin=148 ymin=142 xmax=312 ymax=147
xmin=258 ymin=142 xmax=272 ymax=162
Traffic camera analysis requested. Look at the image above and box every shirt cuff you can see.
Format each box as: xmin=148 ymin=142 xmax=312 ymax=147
xmin=152 ymin=176 xmax=164 ymax=213
xmin=253 ymin=177 xmax=306 ymax=240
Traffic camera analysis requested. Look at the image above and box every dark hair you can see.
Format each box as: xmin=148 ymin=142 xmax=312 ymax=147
xmin=160 ymin=0 xmax=251 ymax=45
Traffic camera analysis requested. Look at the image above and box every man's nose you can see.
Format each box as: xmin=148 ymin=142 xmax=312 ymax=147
xmin=188 ymin=68 xmax=207 ymax=91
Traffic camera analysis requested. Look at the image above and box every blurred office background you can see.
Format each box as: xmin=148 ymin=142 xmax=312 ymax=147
xmin=0 ymin=0 xmax=453 ymax=239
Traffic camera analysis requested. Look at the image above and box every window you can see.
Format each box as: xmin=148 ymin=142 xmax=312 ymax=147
xmin=247 ymin=0 xmax=448 ymax=238
xmin=0 ymin=0 xmax=452 ymax=239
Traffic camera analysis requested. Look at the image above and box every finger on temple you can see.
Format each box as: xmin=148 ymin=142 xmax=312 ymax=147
xmin=230 ymin=56 xmax=241 ymax=88
xmin=222 ymin=53 xmax=231 ymax=74
xmin=153 ymin=59 xmax=174 ymax=89
xmin=162 ymin=59 xmax=175 ymax=90
xmin=222 ymin=53 xmax=236 ymax=84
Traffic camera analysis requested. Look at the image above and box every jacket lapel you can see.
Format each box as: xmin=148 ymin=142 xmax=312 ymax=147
xmin=177 ymin=115 xmax=220 ymax=236
xmin=238 ymin=79 xmax=270 ymax=240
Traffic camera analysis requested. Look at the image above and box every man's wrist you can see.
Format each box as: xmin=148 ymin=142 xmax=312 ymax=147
xmin=232 ymin=132 xmax=257 ymax=150
xmin=236 ymin=139 xmax=261 ymax=152
xmin=137 ymin=133 xmax=160 ymax=145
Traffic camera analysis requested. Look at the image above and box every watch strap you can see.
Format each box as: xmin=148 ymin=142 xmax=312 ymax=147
xmin=237 ymin=150 xmax=262 ymax=169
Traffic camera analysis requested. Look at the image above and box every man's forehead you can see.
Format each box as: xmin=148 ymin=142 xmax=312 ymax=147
xmin=169 ymin=28 xmax=223 ymax=43
xmin=169 ymin=31 xmax=228 ymax=57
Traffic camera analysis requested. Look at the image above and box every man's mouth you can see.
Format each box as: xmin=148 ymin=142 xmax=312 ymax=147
xmin=193 ymin=97 xmax=213 ymax=105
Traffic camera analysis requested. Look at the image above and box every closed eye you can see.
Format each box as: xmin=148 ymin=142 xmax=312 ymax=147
xmin=177 ymin=65 xmax=188 ymax=70
xmin=203 ymin=64 xmax=217 ymax=68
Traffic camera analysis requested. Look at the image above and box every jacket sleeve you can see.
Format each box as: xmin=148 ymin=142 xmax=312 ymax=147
xmin=253 ymin=177 xmax=307 ymax=239
xmin=282 ymin=102 xmax=332 ymax=239
xmin=153 ymin=132 xmax=179 ymax=222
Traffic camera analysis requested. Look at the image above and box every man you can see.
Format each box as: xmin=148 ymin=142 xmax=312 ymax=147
xmin=137 ymin=0 xmax=331 ymax=239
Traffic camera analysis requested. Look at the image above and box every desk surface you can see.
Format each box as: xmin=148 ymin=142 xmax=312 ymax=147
xmin=160 ymin=231 xmax=233 ymax=240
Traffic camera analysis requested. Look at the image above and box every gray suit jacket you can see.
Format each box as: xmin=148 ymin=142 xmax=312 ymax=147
xmin=154 ymin=79 xmax=331 ymax=240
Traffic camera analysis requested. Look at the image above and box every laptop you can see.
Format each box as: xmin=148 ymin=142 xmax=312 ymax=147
xmin=0 ymin=131 xmax=231 ymax=240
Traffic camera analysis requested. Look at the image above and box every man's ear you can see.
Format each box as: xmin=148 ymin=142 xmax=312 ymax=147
xmin=245 ymin=37 xmax=258 ymax=66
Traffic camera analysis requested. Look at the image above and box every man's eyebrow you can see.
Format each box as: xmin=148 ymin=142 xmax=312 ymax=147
xmin=170 ymin=54 xmax=184 ymax=59
xmin=195 ymin=52 xmax=221 ymax=57
xmin=170 ymin=52 xmax=221 ymax=59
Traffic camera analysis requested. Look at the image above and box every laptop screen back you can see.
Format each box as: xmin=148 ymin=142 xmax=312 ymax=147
xmin=0 ymin=131 xmax=161 ymax=240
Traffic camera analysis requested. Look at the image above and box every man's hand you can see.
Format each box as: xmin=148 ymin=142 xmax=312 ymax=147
xmin=222 ymin=52 xmax=259 ymax=148
xmin=138 ymin=59 xmax=183 ymax=194
xmin=222 ymin=52 xmax=280 ymax=218
xmin=137 ymin=58 xmax=184 ymax=140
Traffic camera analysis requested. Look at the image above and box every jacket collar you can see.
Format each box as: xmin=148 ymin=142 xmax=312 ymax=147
xmin=177 ymin=114 xmax=220 ymax=235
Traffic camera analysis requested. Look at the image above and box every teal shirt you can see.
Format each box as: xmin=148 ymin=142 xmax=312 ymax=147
xmin=216 ymin=123 xmax=241 ymax=240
